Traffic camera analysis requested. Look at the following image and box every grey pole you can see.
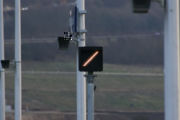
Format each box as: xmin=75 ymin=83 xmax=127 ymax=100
xmin=76 ymin=0 xmax=87 ymax=119
xmin=0 ymin=0 xmax=5 ymax=120
xmin=15 ymin=0 xmax=22 ymax=120
xmin=164 ymin=0 xmax=180 ymax=119
xmin=86 ymin=73 xmax=96 ymax=120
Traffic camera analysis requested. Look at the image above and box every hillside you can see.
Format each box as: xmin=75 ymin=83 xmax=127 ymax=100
xmin=4 ymin=0 xmax=164 ymax=38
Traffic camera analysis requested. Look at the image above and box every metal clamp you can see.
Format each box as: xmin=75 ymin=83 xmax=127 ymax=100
xmin=15 ymin=61 xmax=21 ymax=63
xmin=78 ymin=29 xmax=87 ymax=33
xmin=78 ymin=38 xmax=85 ymax=42
xmin=85 ymin=72 xmax=97 ymax=83
xmin=79 ymin=10 xmax=87 ymax=14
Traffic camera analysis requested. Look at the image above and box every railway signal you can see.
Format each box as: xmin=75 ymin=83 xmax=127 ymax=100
xmin=132 ymin=0 xmax=165 ymax=13
xmin=78 ymin=46 xmax=103 ymax=120
xmin=57 ymin=32 xmax=72 ymax=50
xmin=1 ymin=60 xmax=10 ymax=69
xmin=79 ymin=47 xmax=103 ymax=72
xmin=57 ymin=6 xmax=78 ymax=50
xmin=133 ymin=0 xmax=151 ymax=13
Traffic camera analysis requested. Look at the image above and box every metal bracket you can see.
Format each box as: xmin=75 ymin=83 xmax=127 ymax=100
xmin=79 ymin=29 xmax=87 ymax=33
xmin=77 ymin=38 xmax=85 ymax=42
xmin=79 ymin=10 xmax=87 ymax=14
xmin=80 ymin=38 xmax=85 ymax=41
xmin=85 ymin=73 xmax=97 ymax=83
xmin=15 ymin=61 xmax=21 ymax=63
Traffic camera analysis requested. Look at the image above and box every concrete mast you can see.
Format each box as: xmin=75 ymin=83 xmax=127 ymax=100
xmin=164 ymin=0 xmax=180 ymax=119
xmin=76 ymin=0 xmax=87 ymax=119
xmin=15 ymin=0 xmax=22 ymax=120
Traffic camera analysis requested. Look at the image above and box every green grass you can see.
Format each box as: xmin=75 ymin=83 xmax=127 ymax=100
xmin=103 ymin=64 xmax=163 ymax=73
xmin=5 ymin=61 xmax=164 ymax=112
xmin=95 ymin=75 xmax=163 ymax=111
xmin=21 ymin=61 xmax=163 ymax=73
xmin=21 ymin=61 xmax=76 ymax=71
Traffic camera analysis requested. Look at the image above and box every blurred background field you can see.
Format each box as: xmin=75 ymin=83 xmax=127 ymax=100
xmin=4 ymin=0 xmax=165 ymax=118
xmin=5 ymin=61 xmax=163 ymax=112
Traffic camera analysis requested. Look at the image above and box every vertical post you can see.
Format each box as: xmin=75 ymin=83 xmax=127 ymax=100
xmin=0 ymin=0 xmax=5 ymax=120
xmin=15 ymin=0 xmax=22 ymax=120
xmin=76 ymin=0 xmax=86 ymax=120
xmin=86 ymin=73 xmax=96 ymax=120
xmin=87 ymin=82 xmax=94 ymax=120
xmin=164 ymin=0 xmax=180 ymax=119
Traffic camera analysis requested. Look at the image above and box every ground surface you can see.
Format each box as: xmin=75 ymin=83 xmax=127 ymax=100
xmin=5 ymin=61 xmax=164 ymax=112
xmin=6 ymin=111 xmax=164 ymax=120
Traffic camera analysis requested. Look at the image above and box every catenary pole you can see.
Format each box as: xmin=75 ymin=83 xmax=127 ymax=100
xmin=164 ymin=0 xmax=180 ymax=119
xmin=0 ymin=0 xmax=5 ymax=120
xmin=76 ymin=0 xmax=86 ymax=119
xmin=15 ymin=0 xmax=22 ymax=120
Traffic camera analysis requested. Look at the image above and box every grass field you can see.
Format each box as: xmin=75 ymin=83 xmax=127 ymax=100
xmin=5 ymin=61 xmax=164 ymax=112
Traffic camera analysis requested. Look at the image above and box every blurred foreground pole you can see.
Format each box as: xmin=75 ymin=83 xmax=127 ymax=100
xmin=76 ymin=0 xmax=86 ymax=119
xmin=0 ymin=0 xmax=5 ymax=120
xmin=164 ymin=0 xmax=180 ymax=119
xmin=15 ymin=0 xmax=22 ymax=120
